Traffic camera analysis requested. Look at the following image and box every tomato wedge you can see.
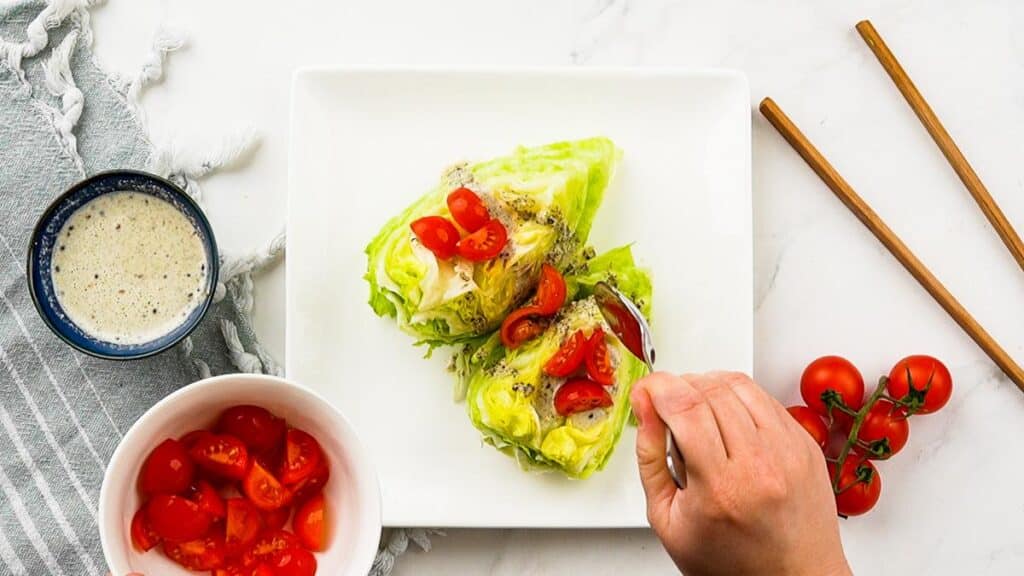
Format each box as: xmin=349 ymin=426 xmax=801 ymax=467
xmin=533 ymin=264 xmax=567 ymax=315
xmin=554 ymin=379 xmax=614 ymax=416
xmin=544 ymin=330 xmax=587 ymax=377
xmin=242 ymin=530 xmax=302 ymax=567
xmin=500 ymin=306 xmax=543 ymax=349
xmin=447 ymin=187 xmax=491 ymax=233
xmin=188 ymin=480 xmax=226 ymax=519
xmin=163 ymin=534 xmax=227 ymax=571
xmin=456 ymin=219 xmax=507 ymax=261
xmin=189 ymin=434 xmax=250 ymax=480
xmin=130 ymin=506 xmax=160 ymax=552
xmin=139 ymin=438 xmax=194 ymax=496
xmin=281 ymin=429 xmax=323 ymax=485
xmin=585 ymin=328 xmax=616 ymax=386
xmin=217 ymin=405 xmax=286 ymax=453
xmin=147 ymin=494 xmax=212 ymax=542
xmin=293 ymin=493 xmax=328 ymax=552
xmin=289 ymin=459 xmax=330 ymax=503
xmin=271 ymin=547 xmax=318 ymax=576
xmin=225 ymin=498 xmax=263 ymax=555
xmin=411 ymin=216 xmax=460 ymax=260
xmin=243 ymin=460 xmax=293 ymax=511
xmin=263 ymin=506 xmax=292 ymax=531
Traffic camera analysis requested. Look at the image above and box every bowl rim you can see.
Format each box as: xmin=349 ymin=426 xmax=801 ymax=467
xmin=97 ymin=373 xmax=383 ymax=575
xmin=25 ymin=169 xmax=220 ymax=361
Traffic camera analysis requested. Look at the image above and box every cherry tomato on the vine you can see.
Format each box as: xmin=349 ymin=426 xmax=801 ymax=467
xmin=829 ymin=457 xmax=882 ymax=517
xmin=786 ymin=406 xmax=829 ymax=448
xmin=886 ymin=355 xmax=952 ymax=415
xmin=800 ymin=356 xmax=864 ymax=418
xmin=855 ymin=400 xmax=909 ymax=459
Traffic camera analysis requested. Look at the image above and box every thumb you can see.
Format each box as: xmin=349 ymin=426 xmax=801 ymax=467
xmin=631 ymin=380 xmax=677 ymax=530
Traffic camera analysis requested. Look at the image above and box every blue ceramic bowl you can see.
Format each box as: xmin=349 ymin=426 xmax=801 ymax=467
xmin=27 ymin=170 xmax=219 ymax=360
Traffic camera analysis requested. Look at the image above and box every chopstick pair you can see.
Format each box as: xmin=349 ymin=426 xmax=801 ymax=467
xmin=759 ymin=20 xmax=1024 ymax=393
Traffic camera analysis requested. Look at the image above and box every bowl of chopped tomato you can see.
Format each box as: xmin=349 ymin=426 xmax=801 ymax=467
xmin=99 ymin=373 xmax=381 ymax=576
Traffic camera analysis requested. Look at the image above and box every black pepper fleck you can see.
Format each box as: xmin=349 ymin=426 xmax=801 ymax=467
xmin=54 ymin=266 xmax=60 ymax=272
xmin=93 ymin=274 xmax=99 ymax=279
xmin=152 ymin=308 xmax=158 ymax=314
xmin=60 ymin=245 xmax=65 ymax=251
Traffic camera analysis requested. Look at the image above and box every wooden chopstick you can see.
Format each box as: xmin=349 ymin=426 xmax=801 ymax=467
xmin=759 ymin=97 xmax=1024 ymax=394
xmin=856 ymin=20 xmax=1024 ymax=274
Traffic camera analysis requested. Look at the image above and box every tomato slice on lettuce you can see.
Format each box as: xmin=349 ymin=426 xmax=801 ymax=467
xmin=532 ymin=264 xmax=566 ymax=315
xmin=456 ymin=219 xmax=507 ymax=261
xmin=500 ymin=306 xmax=544 ymax=349
xmin=554 ymin=379 xmax=613 ymax=416
xmin=411 ymin=216 xmax=460 ymax=260
xmin=446 ymin=187 xmax=491 ymax=232
xmin=585 ymin=328 xmax=615 ymax=386
xmin=544 ymin=330 xmax=587 ymax=377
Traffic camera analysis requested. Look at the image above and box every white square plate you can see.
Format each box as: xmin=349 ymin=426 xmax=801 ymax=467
xmin=287 ymin=68 xmax=752 ymax=527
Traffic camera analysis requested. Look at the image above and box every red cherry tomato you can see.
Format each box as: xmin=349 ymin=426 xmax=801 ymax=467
xmin=146 ymin=494 xmax=211 ymax=542
xmin=252 ymin=565 xmax=276 ymax=576
xmin=179 ymin=429 xmax=215 ymax=450
xmin=289 ymin=459 xmax=330 ymax=503
xmin=241 ymin=530 xmax=302 ymax=567
xmin=162 ymin=534 xmax=227 ymax=571
xmin=411 ymin=216 xmax=460 ymax=260
xmin=829 ymin=457 xmax=882 ymax=517
xmin=786 ymin=406 xmax=829 ymax=448
xmin=217 ymin=405 xmax=286 ymax=453
xmin=532 ymin=264 xmax=566 ymax=315
xmin=281 ymin=429 xmax=324 ymax=485
xmin=800 ymin=356 xmax=865 ymax=418
xmin=271 ymin=547 xmax=318 ymax=576
xmin=886 ymin=355 xmax=953 ymax=415
xmin=554 ymin=379 xmax=613 ymax=416
xmin=189 ymin=434 xmax=250 ymax=480
xmin=188 ymin=480 xmax=226 ymax=519
xmin=130 ymin=506 xmax=160 ymax=552
xmin=446 ymin=187 xmax=491 ymax=233
xmin=243 ymin=460 xmax=293 ymax=511
xmin=585 ymin=328 xmax=616 ymax=386
xmin=225 ymin=498 xmax=263 ymax=555
xmin=544 ymin=330 xmax=588 ymax=377
xmin=855 ymin=400 xmax=909 ymax=459
xmin=293 ymin=493 xmax=328 ymax=552
xmin=500 ymin=306 xmax=545 ymax=349
xmin=139 ymin=438 xmax=194 ymax=496
xmin=262 ymin=506 xmax=292 ymax=531
xmin=456 ymin=219 xmax=507 ymax=261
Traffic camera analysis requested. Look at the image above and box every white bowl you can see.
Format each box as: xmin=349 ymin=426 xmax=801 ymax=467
xmin=99 ymin=373 xmax=381 ymax=575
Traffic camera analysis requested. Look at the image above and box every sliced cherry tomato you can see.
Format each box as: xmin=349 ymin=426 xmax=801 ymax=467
xmin=293 ymin=493 xmax=328 ymax=552
xmin=147 ymin=494 xmax=211 ymax=542
xmin=800 ymin=356 xmax=865 ymax=419
xmin=179 ymin=429 xmax=215 ymax=450
xmin=533 ymin=264 xmax=567 ymax=315
xmin=289 ymin=459 xmax=330 ymax=503
xmin=263 ymin=506 xmax=292 ymax=531
xmin=242 ymin=530 xmax=302 ymax=567
xmin=243 ymin=460 xmax=293 ymax=511
xmin=786 ymin=406 xmax=829 ymax=448
xmin=139 ymin=438 xmax=194 ymax=496
xmin=855 ymin=400 xmax=909 ymax=459
xmin=189 ymin=434 xmax=250 ymax=480
xmin=280 ymin=429 xmax=323 ymax=485
xmin=187 ymin=480 xmax=226 ymax=519
xmin=829 ymin=457 xmax=882 ymax=517
xmin=456 ymin=219 xmax=507 ymax=261
xmin=544 ymin=330 xmax=587 ymax=377
xmin=554 ymin=379 xmax=614 ymax=416
xmin=225 ymin=498 xmax=263 ymax=555
xmin=447 ymin=187 xmax=491 ymax=233
xmin=130 ymin=506 xmax=160 ymax=552
xmin=162 ymin=534 xmax=226 ymax=571
xmin=500 ymin=306 xmax=544 ymax=349
xmin=271 ymin=547 xmax=318 ymax=576
xmin=251 ymin=565 xmax=276 ymax=576
xmin=411 ymin=216 xmax=460 ymax=260
xmin=886 ymin=355 xmax=952 ymax=415
xmin=217 ymin=405 xmax=286 ymax=453
xmin=585 ymin=328 xmax=616 ymax=386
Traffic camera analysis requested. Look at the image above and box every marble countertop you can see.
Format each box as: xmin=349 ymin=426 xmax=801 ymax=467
xmin=92 ymin=1 xmax=1024 ymax=573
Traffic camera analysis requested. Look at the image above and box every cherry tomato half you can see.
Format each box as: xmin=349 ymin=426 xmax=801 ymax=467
xmin=886 ymin=355 xmax=952 ymax=415
xmin=189 ymin=434 xmax=250 ymax=480
xmin=271 ymin=547 xmax=318 ymax=576
xmin=179 ymin=429 xmax=215 ymax=450
xmin=163 ymin=534 xmax=227 ymax=571
xmin=785 ymin=406 xmax=829 ymax=449
xmin=585 ymin=328 xmax=616 ymax=386
xmin=829 ymin=457 xmax=882 ymax=517
xmin=263 ymin=506 xmax=292 ymax=531
xmin=241 ymin=530 xmax=302 ymax=567
xmin=289 ymin=459 xmax=330 ymax=503
xmin=554 ymin=379 xmax=613 ymax=416
xmin=243 ymin=460 xmax=293 ymax=511
xmin=293 ymin=493 xmax=328 ymax=552
xmin=130 ymin=506 xmax=160 ymax=552
xmin=411 ymin=216 xmax=460 ymax=260
xmin=225 ymin=498 xmax=263 ymax=555
xmin=532 ymin=264 xmax=567 ymax=315
xmin=544 ymin=330 xmax=588 ymax=377
xmin=855 ymin=400 xmax=909 ymax=459
xmin=500 ymin=306 xmax=544 ymax=349
xmin=447 ymin=187 xmax=491 ymax=233
xmin=188 ymin=480 xmax=226 ymax=519
xmin=456 ymin=219 xmax=507 ymax=261
xmin=800 ymin=356 xmax=865 ymax=418
xmin=139 ymin=438 xmax=194 ymax=496
xmin=146 ymin=494 xmax=211 ymax=542
xmin=281 ymin=429 xmax=324 ymax=485
xmin=217 ymin=405 xmax=286 ymax=453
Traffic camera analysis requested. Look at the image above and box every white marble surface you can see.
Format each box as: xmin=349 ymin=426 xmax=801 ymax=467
xmin=90 ymin=1 xmax=1024 ymax=574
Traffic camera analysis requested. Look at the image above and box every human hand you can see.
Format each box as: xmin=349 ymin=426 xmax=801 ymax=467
xmin=630 ymin=372 xmax=852 ymax=576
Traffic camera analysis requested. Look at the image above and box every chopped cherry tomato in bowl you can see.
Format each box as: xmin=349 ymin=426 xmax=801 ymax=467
xmin=294 ymin=493 xmax=329 ymax=552
xmin=130 ymin=507 xmax=160 ymax=552
xmin=281 ymin=429 xmax=324 ymax=485
xmin=411 ymin=215 xmax=460 ymax=260
xmin=243 ymin=460 xmax=293 ymax=511
xmin=217 ymin=405 xmax=286 ymax=453
xmin=554 ymin=379 xmax=614 ymax=416
xmin=187 ymin=480 xmax=226 ymax=519
xmin=271 ymin=547 xmax=319 ymax=576
xmin=163 ymin=534 xmax=227 ymax=571
xmin=146 ymin=494 xmax=211 ymax=542
xmin=224 ymin=497 xmax=263 ymax=555
xmin=189 ymin=433 xmax=250 ymax=480
xmin=139 ymin=438 xmax=194 ymax=496
xmin=456 ymin=219 xmax=507 ymax=261
xmin=446 ymin=187 xmax=491 ymax=232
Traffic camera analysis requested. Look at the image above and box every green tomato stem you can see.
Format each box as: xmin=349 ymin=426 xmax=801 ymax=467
xmin=831 ymin=376 xmax=889 ymax=493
